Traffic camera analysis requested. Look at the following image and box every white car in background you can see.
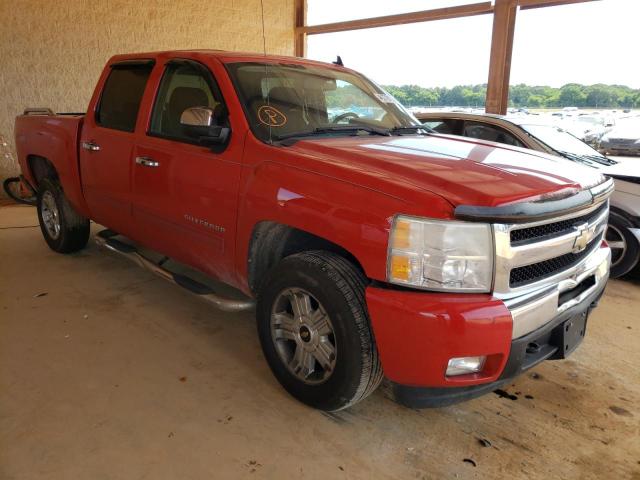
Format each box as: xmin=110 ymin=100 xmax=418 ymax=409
xmin=416 ymin=111 xmax=640 ymax=278
xmin=599 ymin=120 xmax=640 ymax=156
xmin=564 ymin=115 xmax=613 ymax=147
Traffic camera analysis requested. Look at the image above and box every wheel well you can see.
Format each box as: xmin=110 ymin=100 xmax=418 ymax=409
xmin=609 ymin=205 xmax=640 ymax=227
xmin=247 ymin=221 xmax=366 ymax=294
xmin=27 ymin=155 xmax=58 ymax=188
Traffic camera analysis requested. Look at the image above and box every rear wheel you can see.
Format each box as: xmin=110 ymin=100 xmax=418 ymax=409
xmin=257 ymin=251 xmax=383 ymax=411
xmin=36 ymin=178 xmax=90 ymax=253
xmin=606 ymin=211 xmax=640 ymax=278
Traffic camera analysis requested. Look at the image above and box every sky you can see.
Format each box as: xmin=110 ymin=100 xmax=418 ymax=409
xmin=306 ymin=0 xmax=640 ymax=88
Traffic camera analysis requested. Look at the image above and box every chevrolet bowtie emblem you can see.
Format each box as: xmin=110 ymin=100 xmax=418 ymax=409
xmin=572 ymin=223 xmax=591 ymax=253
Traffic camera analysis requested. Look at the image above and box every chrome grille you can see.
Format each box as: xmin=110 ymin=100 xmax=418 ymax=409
xmin=510 ymin=202 xmax=608 ymax=245
xmin=493 ymin=199 xmax=609 ymax=298
xmin=509 ymin=236 xmax=601 ymax=287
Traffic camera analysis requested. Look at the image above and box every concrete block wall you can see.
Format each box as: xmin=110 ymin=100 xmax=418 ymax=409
xmin=0 ymin=0 xmax=294 ymax=179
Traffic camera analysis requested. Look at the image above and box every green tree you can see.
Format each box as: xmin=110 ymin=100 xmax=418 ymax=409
xmin=559 ymin=84 xmax=586 ymax=107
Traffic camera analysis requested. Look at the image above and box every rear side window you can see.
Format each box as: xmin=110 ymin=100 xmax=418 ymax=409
xmin=423 ymin=119 xmax=461 ymax=134
xmin=96 ymin=63 xmax=154 ymax=132
xmin=463 ymin=121 xmax=524 ymax=147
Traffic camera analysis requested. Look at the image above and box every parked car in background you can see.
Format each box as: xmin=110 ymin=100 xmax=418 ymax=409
xmin=564 ymin=115 xmax=612 ymax=148
xmin=417 ymin=111 xmax=640 ymax=278
xmin=599 ymin=122 xmax=640 ymax=156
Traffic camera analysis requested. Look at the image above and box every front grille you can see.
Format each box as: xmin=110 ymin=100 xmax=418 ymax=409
xmin=510 ymin=203 xmax=607 ymax=245
xmin=509 ymin=236 xmax=601 ymax=287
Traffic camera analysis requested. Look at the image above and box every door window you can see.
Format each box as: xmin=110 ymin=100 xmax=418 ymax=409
xmin=422 ymin=119 xmax=462 ymax=134
xmin=96 ymin=62 xmax=154 ymax=132
xmin=149 ymin=61 xmax=223 ymax=143
xmin=463 ymin=121 xmax=524 ymax=147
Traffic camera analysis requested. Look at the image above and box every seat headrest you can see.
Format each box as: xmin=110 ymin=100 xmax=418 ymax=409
xmin=168 ymin=87 xmax=209 ymax=115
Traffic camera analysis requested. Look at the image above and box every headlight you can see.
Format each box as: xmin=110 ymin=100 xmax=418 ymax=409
xmin=387 ymin=216 xmax=494 ymax=292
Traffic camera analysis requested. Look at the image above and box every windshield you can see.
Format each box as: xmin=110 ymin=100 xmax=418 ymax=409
xmin=576 ymin=116 xmax=604 ymax=126
xmin=521 ymin=124 xmax=605 ymax=157
xmin=225 ymin=62 xmax=421 ymax=142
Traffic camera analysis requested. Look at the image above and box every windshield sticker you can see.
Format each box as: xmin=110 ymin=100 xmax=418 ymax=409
xmin=258 ymin=105 xmax=287 ymax=127
xmin=374 ymin=93 xmax=396 ymax=104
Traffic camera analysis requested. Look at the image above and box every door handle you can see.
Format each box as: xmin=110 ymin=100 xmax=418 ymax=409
xmin=135 ymin=156 xmax=160 ymax=168
xmin=81 ymin=141 xmax=100 ymax=151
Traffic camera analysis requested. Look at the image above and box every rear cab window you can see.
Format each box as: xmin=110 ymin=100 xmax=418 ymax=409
xmin=96 ymin=61 xmax=154 ymax=132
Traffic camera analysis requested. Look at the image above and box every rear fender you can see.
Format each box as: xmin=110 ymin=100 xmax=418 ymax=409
xmin=15 ymin=115 xmax=90 ymax=217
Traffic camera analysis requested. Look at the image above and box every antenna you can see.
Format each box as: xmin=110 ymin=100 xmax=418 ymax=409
xmin=333 ymin=55 xmax=344 ymax=67
xmin=260 ymin=0 xmax=272 ymax=144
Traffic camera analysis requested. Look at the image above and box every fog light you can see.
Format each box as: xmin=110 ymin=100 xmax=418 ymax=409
xmin=446 ymin=356 xmax=486 ymax=376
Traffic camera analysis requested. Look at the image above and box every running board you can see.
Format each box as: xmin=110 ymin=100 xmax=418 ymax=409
xmin=95 ymin=230 xmax=255 ymax=312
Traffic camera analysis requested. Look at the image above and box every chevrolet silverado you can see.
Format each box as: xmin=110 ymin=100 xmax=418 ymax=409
xmin=14 ymin=50 xmax=613 ymax=411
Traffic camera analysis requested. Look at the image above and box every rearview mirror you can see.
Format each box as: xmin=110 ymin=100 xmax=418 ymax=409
xmin=180 ymin=106 xmax=230 ymax=148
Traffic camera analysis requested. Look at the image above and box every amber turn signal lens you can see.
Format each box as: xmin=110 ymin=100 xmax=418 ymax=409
xmin=392 ymin=220 xmax=412 ymax=249
xmin=390 ymin=254 xmax=410 ymax=281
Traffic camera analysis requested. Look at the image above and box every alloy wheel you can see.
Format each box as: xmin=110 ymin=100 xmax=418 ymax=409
xmin=270 ymin=288 xmax=337 ymax=385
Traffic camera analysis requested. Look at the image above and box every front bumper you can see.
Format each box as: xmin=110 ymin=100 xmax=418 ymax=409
xmin=366 ymin=245 xmax=610 ymax=407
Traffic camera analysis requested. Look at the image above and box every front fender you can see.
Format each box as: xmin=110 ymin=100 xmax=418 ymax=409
xmin=234 ymin=159 xmax=453 ymax=290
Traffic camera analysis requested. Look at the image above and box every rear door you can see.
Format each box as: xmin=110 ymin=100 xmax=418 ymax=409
xmin=79 ymin=60 xmax=154 ymax=235
xmin=130 ymin=59 xmax=243 ymax=285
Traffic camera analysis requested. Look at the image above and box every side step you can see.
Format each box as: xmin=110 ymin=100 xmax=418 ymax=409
xmin=95 ymin=230 xmax=255 ymax=312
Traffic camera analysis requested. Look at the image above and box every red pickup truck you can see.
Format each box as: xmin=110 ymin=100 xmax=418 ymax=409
xmin=14 ymin=50 xmax=613 ymax=411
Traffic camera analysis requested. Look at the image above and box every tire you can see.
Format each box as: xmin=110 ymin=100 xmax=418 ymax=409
xmin=606 ymin=210 xmax=640 ymax=278
xmin=257 ymin=251 xmax=383 ymax=411
xmin=3 ymin=177 xmax=37 ymax=206
xmin=36 ymin=178 xmax=90 ymax=253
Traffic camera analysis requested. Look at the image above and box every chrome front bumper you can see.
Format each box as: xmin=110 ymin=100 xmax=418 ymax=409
xmin=504 ymin=246 xmax=610 ymax=339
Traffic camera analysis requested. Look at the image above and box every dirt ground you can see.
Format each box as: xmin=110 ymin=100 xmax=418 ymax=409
xmin=1 ymin=204 xmax=639 ymax=480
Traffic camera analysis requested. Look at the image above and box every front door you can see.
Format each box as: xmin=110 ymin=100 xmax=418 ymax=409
xmin=79 ymin=61 xmax=154 ymax=235
xmin=131 ymin=59 xmax=243 ymax=285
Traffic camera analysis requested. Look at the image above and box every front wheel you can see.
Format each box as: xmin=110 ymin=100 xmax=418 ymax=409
xmin=606 ymin=211 xmax=640 ymax=278
xmin=36 ymin=178 xmax=90 ymax=253
xmin=257 ymin=251 xmax=383 ymax=411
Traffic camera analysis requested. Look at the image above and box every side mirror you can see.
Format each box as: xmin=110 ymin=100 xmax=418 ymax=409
xmin=180 ymin=106 xmax=230 ymax=147
xmin=180 ymin=106 xmax=215 ymax=128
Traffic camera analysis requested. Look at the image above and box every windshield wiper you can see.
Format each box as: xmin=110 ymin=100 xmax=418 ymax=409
xmin=584 ymin=154 xmax=617 ymax=166
xmin=274 ymin=125 xmax=391 ymax=143
xmin=556 ymin=150 xmax=616 ymax=167
xmin=555 ymin=150 xmax=600 ymax=167
xmin=390 ymin=125 xmax=434 ymax=135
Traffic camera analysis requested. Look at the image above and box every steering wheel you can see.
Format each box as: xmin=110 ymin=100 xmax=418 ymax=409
xmin=332 ymin=112 xmax=360 ymax=124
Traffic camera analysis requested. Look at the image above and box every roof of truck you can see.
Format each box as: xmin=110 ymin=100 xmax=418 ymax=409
xmin=108 ymin=49 xmax=344 ymax=70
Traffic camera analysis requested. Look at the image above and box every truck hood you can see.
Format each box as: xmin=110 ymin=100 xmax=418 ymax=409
xmin=286 ymin=134 xmax=605 ymax=207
